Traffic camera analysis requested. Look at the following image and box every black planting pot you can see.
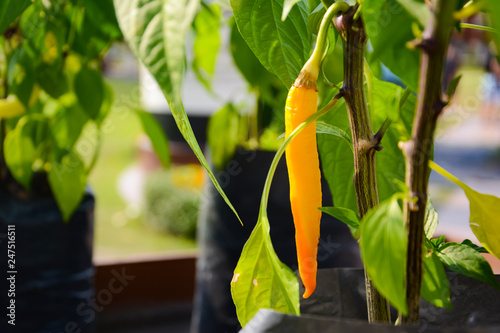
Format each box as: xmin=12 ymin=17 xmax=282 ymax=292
xmin=241 ymin=268 xmax=500 ymax=332
xmin=0 ymin=172 xmax=95 ymax=333
xmin=190 ymin=148 xmax=363 ymax=333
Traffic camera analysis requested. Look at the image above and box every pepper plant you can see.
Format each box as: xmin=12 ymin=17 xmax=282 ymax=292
xmin=114 ymin=0 xmax=500 ymax=327
xmin=0 ymin=0 xmax=169 ymax=220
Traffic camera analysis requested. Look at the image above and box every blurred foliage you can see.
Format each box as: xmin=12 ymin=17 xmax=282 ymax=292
xmin=0 ymin=0 xmax=122 ymax=220
xmin=144 ymin=166 xmax=202 ymax=240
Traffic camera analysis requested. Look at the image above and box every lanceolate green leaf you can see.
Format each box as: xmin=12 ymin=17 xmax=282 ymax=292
xmin=230 ymin=0 xmax=312 ymax=87
xmin=231 ymin=215 xmax=299 ymax=326
xmin=430 ymin=161 xmax=500 ymax=260
xmin=136 ymin=110 xmax=171 ymax=168
xmin=421 ymin=250 xmax=452 ymax=309
xmin=114 ymin=0 xmax=241 ymax=223
xmin=436 ymin=242 xmax=500 ymax=289
xmin=0 ymin=0 xmax=31 ymax=33
xmin=360 ymin=195 xmax=408 ymax=315
xmin=361 ymin=0 xmax=420 ymax=91
xmin=48 ymin=152 xmax=87 ymax=221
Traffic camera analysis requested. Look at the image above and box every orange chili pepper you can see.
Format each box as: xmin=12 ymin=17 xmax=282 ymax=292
xmin=285 ymin=74 xmax=322 ymax=299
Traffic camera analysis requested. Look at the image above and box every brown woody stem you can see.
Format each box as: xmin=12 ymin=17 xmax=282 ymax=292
xmin=334 ymin=7 xmax=391 ymax=323
xmin=401 ymin=0 xmax=457 ymax=324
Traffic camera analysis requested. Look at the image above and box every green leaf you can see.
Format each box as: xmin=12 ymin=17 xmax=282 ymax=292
xmin=360 ymin=195 xmax=408 ymax=315
xmin=431 ymin=235 xmax=446 ymax=249
xmin=3 ymin=116 xmax=36 ymax=189
xmin=361 ymin=0 xmax=420 ymax=91
xmin=230 ymin=19 xmax=277 ymax=89
xmin=136 ymin=110 xmax=171 ymax=168
xmin=0 ymin=0 xmax=31 ymax=33
xmin=48 ymin=152 xmax=87 ymax=221
xmin=319 ymin=206 xmax=360 ymax=237
xmin=230 ymin=0 xmax=312 ymax=87
xmin=37 ymin=62 xmax=70 ymax=99
xmin=307 ymin=6 xmax=325 ymax=35
xmin=207 ymin=103 xmax=241 ymax=170
xmin=483 ymin=1 xmax=500 ymax=54
xmin=7 ymin=46 xmax=35 ymax=107
xmin=74 ymin=66 xmax=104 ymax=119
xmin=115 ymin=0 xmax=241 ymax=223
xmin=231 ymin=215 xmax=299 ymax=327
xmin=430 ymin=161 xmax=500 ymax=261
xmin=395 ymin=0 xmax=431 ymax=27
xmin=421 ymin=250 xmax=452 ymax=309
xmin=437 ymin=242 xmax=500 ymax=289
xmin=192 ymin=3 xmax=221 ymax=91
xmin=446 ymin=74 xmax=462 ymax=101
xmin=48 ymin=100 xmax=89 ymax=150
xmin=316 ymin=121 xmax=352 ymax=151
xmin=424 ymin=198 xmax=439 ymax=239
xmin=461 ymin=239 xmax=489 ymax=254
xmin=282 ymin=0 xmax=302 ymax=21
xmin=82 ymin=0 xmax=122 ymax=40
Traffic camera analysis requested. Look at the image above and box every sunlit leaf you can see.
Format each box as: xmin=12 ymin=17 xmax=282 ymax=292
xmin=430 ymin=161 xmax=500 ymax=261
xmin=230 ymin=0 xmax=312 ymax=87
xmin=137 ymin=110 xmax=171 ymax=168
xmin=424 ymin=198 xmax=439 ymax=239
xmin=4 ymin=116 xmax=36 ymax=189
xmin=115 ymin=0 xmax=242 ymax=223
xmin=395 ymin=0 xmax=431 ymax=27
xmin=48 ymin=151 xmax=87 ymax=221
xmin=231 ymin=216 xmax=299 ymax=327
xmin=421 ymin=250 xmax=452 ymax=309
xmin=192 ymin=3 xmax=221 ymax=91
xmin=360 ymin=195 xmax=408 ymax=315
xmin=436 ymin=242 xmax=500 ymax=289
xmin=316 ymin=121 xmax=352 ymax=151
xmin=207 ymin=103 xmax=241 ymax=170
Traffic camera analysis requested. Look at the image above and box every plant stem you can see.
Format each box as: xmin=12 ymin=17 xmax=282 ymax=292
xmin=334 ymin=7 xmax=390 ymax=323
xmin=400 ymin=0 xmax=457 ymax=324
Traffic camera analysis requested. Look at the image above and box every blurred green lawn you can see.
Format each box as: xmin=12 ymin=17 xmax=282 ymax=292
xmin=90 ymin=78 xmax=197 ymax=260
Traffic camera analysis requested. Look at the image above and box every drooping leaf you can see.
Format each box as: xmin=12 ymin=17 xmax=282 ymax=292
xmin=230 ymin=0 xmax=312 ymax=87
xmin=114 ymin=0 xmax=241 ymax=223
xmin=48 ymin=100 xmax=89 ymax=150
xmin=361 ymin=0 xmax=421 ymax=91
xmin=192 ymin=3 xmax=221 ymax=91
xmin=360 ymin=195 xmax=408 ymax=315
xmin=136 ymin=110 xmax=171 ymax=168
xmin=0 ymin=0 xmax=31 ymax=33
xmin=421 ymin=250 xmax=452 ymax=309
xmin=424 ymin=198 xmax=439 ymax=239
xmin=437 ymin=242 xmax=499 ymax=289
xmin=231 ymin=216 xmax=299 ymax=327
xmin=430 ymin=161 xmax=500 ymax=260
xmin=48 ymin=151 xmax=87 ymax=221
xmin=74 ymin=66 xmax=104 ymax=119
